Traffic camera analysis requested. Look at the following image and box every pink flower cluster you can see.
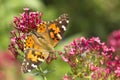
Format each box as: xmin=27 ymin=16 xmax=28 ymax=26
xmin=8 ymin=30 xmax=25 ymax=57
xmin=61 ymin=37 xmax=114 ymax=67
xmin=107 ymin=30 xmax=120 ymax=77
xmin=61 ymin=37 xmax=120 ymax=79
xmin=14 ymin=8 xmax=42 ymax=33
xmin=90 ymin=67 xmax=110 ymax=80
xmin=108 ymin=30 xmax=120 ymax=52
xmin=107 ymin=55 xmax=120 ymax=77
xmin=8 ymin=8 xmax=42 ymax=58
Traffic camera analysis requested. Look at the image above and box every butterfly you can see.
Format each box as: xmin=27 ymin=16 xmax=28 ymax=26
xmin=21 ymin=14 xmax=69 ymax=73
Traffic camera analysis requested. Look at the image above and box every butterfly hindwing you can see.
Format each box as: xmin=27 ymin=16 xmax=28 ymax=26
xmin=22 ymin=33 xmax=49 ymax=73
xmin=22 ymin=49 xmax=49 ymax=73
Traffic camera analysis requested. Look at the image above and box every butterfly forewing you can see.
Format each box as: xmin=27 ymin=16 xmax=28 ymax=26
xmin=47 ymin=14 xmax=69 ymax=46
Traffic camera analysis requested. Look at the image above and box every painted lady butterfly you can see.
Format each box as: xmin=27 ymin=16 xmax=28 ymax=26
xmin=21 ymin=14 xmax=69 ymax=73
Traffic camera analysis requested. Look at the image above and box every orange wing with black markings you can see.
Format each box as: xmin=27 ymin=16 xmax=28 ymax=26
xmin=36 ymin=14 xmax=69 ymax=47
xmin=47 ymin=14 xmax=69 ymax=46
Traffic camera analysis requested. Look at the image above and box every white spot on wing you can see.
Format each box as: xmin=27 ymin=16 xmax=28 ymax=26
xmin=59 ymin=21 xmax=62 ymax=24
xmin=31 ymin=64 xmax=37 ymax=68
xmin=62 ymin=25 xmax=66 ymax=31
xmin=57 ymin=34 xmax=62 ymax=39
xmin=26 ymin=62 xmax=29 ymax=65
xmin=38 ymin=58 xmax=44 ymax=62
xmin=66 ymin=20 xmax=69 ymax=23
xmin=27 ymin=69 xmax=31 ymax=72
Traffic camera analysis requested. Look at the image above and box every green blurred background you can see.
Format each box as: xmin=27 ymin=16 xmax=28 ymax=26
xmin=0 ymin=0 xmax=120 ymax=79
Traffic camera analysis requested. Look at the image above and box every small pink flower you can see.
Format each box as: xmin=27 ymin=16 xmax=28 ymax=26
xmin=115 ymin=67 xmax=120 ymax=77
xmin=91 ymin=67 xmax=109 ymax=80
xmin=63 ymin=74 xmax=73 ymax=80
xmin=63 ymin=74 xmax=69 ymax=80
xmin=100 ymin=60 xmax=104 ymax=64
xmin=61 ymin=56 xmax=69 ymax=62
xmin=11 ymin=37 xmax=16 ymax=44
xmin=89 ymin=64 xmax=97 ymax=71
xmin=69 ymin=48 xmax=75 ymax=55
xmin=46 ymin=52 xmax=57 ymax=64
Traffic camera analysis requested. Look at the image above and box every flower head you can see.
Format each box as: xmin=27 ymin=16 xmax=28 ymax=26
xmin=8 ymin=8 xmax=42 ymax=58
xmin=108 ymin=30 xmax=120 ymax=53
xmin=61 ymin=37 xmax=114 ymax=67
xmin=14 ymin=8 xmax=42 ymax=33
xmin=60 ymin=37 xmax=120 ymax=79
xmin=91 ymin=67 xmax=110 ymax=80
